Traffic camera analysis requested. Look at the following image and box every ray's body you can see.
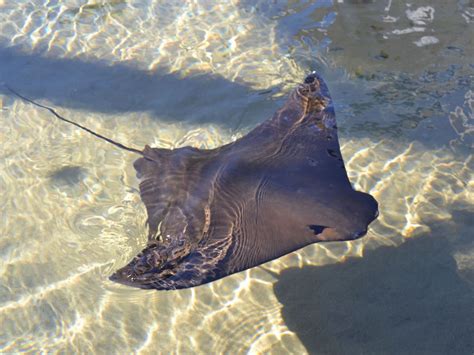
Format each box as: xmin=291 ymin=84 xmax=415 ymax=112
xmin=10 ymin=73 xmax=378 ymax=290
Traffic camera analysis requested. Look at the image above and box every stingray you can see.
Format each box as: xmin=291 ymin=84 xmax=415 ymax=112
xmin=8 ymin=72 xmax=378 ymax=290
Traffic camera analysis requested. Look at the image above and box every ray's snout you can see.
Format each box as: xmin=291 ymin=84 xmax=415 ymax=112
xmin=351 ymin=228 xmax=368 ymax=240
xmin=349 ymin=192 xmax=379 ymax=240
xmin=317 ymin=192 xmax=378 ymax=243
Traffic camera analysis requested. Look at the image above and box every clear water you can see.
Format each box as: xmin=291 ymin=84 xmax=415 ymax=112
xmin=0 ymin=0 xmax=472 ymax=353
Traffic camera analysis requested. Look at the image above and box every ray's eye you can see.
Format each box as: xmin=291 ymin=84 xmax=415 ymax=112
xmin=308 ymin=225 xmax=328 ymax=235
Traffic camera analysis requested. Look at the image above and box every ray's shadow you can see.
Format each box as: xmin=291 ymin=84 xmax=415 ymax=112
xmin=274 ymin=236 xmax=474 ymax=355
xmin=0 ymin=46 xmax=282 ymax=129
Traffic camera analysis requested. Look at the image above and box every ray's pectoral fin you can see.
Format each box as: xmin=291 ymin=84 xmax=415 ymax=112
xmin=110 ymin=233 xmax=234 ymax=290
xmin=110 ymin=241 xmax=182 ymax=282
xmin=109 ymin=235 xmax=194 ymax=289
xmin=132 ymin=145 xmax=210 ymax=240
xmin=111 ymin=145 xmax=226 ymax=290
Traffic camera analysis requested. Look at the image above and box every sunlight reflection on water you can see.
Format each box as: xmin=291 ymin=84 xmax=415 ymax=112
xmin=0 ymin=0 xmax=473 ymax=353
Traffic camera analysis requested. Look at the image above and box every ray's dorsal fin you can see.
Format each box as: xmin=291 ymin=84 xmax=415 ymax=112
xmin=6 ymin=85 xmax=143 ymax=155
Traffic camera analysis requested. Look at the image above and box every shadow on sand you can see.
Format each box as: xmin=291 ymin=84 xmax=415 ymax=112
xmin=0 ymin=46 xmax=281 ymax=129
xmin=274 ymin=235 xmax=474 ymax=355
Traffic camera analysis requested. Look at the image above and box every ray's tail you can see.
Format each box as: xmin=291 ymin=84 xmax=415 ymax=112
xmin=6 ymin=86 xmax=143 ymax=155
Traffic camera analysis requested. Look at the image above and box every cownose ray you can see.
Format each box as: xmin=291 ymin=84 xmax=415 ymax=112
xmin=8 ymin=72 xmax=378 ymax=290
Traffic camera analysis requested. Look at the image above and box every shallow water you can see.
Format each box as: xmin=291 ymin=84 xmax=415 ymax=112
xmin=0 ymin=0 xmax=473 ymax=353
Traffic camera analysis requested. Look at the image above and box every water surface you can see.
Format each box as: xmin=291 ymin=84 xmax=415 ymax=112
xmin=0 ymin=0 xmax=473 ymax=353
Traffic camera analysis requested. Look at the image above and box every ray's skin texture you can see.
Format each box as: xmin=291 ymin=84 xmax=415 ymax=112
xmin=109 ymin=72 xmax=379 ymax=290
